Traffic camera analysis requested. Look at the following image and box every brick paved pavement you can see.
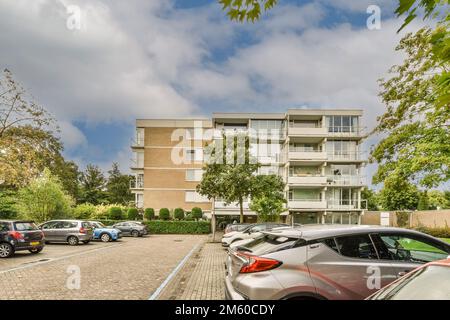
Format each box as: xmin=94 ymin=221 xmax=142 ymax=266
xmin=0 ymin=235 xmax=207 ymax=300
xmin=157 ymin=233 xmax=227 ymax=300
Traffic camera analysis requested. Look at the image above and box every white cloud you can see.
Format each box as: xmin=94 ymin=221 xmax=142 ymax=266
xmin=58 ymin=121 xmax=87 ymax=149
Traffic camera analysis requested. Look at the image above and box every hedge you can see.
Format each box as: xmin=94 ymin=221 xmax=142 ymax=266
xmin=414 ymin=226 xmax=450 ymax=239
xmin=144 ymin=208 xmax=155 ymax=220
xmin=95 ymin=220 xmax=210 ymax=234
xmin=145 ymin=220 xmax=210 ymax=234
xmin=159 ymin=208 xmax=170 ymax=220
xmin=174 ymin=208 xmax=185 ymax=220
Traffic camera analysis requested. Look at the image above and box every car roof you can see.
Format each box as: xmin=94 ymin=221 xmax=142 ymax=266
xmin=262 ymin=224 xmax=443 ymax=241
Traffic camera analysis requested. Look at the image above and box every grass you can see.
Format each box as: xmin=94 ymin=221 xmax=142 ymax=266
xmin=399 ymin=239 xmax=448 ymax=254
xmin=441 ymin=238 xmax=450 ymax=244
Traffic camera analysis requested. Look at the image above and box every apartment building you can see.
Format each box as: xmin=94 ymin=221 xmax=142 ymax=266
xmin=131 ymin=109 xmax=368 ymax=225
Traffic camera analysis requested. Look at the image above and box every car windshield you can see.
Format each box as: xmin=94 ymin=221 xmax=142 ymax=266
xmin=94 ymin=222 xmax=105 ymax=228
xmin=372 ymin=265 xmax=450 ymax=300
xmin=238 ymin=234 xmax=298 ymax=256
xmin=14 ymin=222 xmax=38 ymax=231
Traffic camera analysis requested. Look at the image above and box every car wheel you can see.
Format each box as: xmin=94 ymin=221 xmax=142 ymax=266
xmin=131 ymin=230 xmax=139 ymax=237
xmin=100 ymin=233 xmax=111 ymax=242
xmin=67 ymin=236 xmax=79 ymax=246
xmin=28 ymin=247 xmax=43 ymax=254
xmin=0 ymin=243 xmax=14 ymax=258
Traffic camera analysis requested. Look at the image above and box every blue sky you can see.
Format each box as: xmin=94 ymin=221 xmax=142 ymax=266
xmin=0 ymin=0 xmax=423 ymax=184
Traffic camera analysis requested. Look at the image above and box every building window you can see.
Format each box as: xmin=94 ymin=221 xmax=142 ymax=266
xmin=186 ymin=169 xmax=203 ymax=181
xmin=185 ymin=191 xmax=209 ymax=203
xmin=136 ymin=193 xmax=144 ymax=208
xmin=327 ymin=116 xmax=359 ymax=133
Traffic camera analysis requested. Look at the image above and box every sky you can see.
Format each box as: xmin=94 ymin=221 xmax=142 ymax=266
xmin=0 ymin=0 xmax=425 ymax=185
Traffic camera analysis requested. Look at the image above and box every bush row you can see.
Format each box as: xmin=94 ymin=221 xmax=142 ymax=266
xmin=96 ymin=219 xmax=211 ymax=234
xmin=415 ymin=226 xmax=450 ymax=239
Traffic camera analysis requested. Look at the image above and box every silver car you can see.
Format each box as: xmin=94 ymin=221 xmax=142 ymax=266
xmin=225 ymin=224 xmax=450 ymax=300
xmin=40 ymin=220 xmax=93 ymax=245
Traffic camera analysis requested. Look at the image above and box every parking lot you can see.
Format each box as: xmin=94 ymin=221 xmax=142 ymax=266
xmin=0 ymin=235 xmax=208 ymax=300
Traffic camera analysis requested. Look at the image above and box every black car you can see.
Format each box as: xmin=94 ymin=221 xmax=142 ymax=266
xmin=0 ymin=220 xmax=45 ymax=258
xmin=112 ymin=221 xmax=148 ymax=237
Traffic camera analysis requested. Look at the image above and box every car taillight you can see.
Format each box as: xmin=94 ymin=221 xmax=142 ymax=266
xmin=8 ymin=231 xmax=24 ymax=240
xmin=238 ymin=252 xmax=282 ymax=274
xmin=79 ymin=228 xmax=87 ymax=234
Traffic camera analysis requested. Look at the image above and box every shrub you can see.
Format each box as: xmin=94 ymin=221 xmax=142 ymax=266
xmin=145 ymin=220 xmax=210 ymax=234
xmin=396 ymin=211 xmax=410 ymax=228
xmin=185 ymin=213 xmax=194 ymax=221
xmin=73 ymin=203 xmax=96 ymax=220
xmin=144 ymin=208 xmax=155 ymax=220
xmin=108 ymin=207 xmax=124 ymax=220
xmin=159 ymin=208 xmax=170 ymax=220
xmin=415 ymin=226 xmax=450 ymax=238
xmin=174 ymin=208 xmax=185 ymax=220
xmin=191 ymin=207 xmax=203 ymax=221
xmin=127 ymin=208 xmax=139 ymax=220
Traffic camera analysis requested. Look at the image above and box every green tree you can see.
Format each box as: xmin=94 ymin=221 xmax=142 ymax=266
xmin=0 ymin=188 xmax=19 ymax=219
xmin=417 ymin=191 xmax=430 ymax=210
xmin=0 ymin=69 xmax=63 ymax=187
xmin=371 ymin=27 xmax=450 ymax=188
xmin=197 ymin=132 xmax=260 ymax=223
xmin=362 ymin=188 xmax=379 ymax=211
xmin=73 ymin=203 xmax=96 ymax=219
xmin=127 ymin=208 xmax=139 ymax=220
xmin=159 ymin=208 xmax=170 ymax=220
xmin=250 ymin=174 xmax=286 ymax=222
xmin=144 ymin=208 xmax=155 ymax=220
xmin=378 ymin=177 xmax=419 ymax=211
xmin=106 ymin=163 xmax=133 ymax=205
xmin=191 ymin=207 xmax=203 ymax=221
xmin=52 ymin=159 xmax=81 ymax=201
xmin=79 ymin=164 xmax=108 ymax=205
xmin=427 ymin=190 xmax=448 ymax=209
xmin=174 ymin=208 xmax=185 ymax=220
xmin=16 ymin=168 xmax=74 ymax=222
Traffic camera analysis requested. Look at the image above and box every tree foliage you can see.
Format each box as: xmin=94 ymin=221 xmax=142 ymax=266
xmin=250 ymin=174 xmax=286 ymax=222
xmin=106 ymin=162 xmax=133 ymax=205
xmin=0 ymin=188 xmax=19 ymax=219
xmin=362 ymin=188 xmax=380 ymax=211
xmin=79 ymin=164 xmax=108 ymax=205
xmin=378 ymin=176 xmax=419 ymax=211
xmin=218 ymin=0 xmax=277 ymax=22
xmin=0 ymin=69 xmax=63 ymax=187
xmin=15 ymin=168 xmax=74 ymax=222
xmin=191 ymin=207 xmax=203 ymax=221
xmin=197 ymin=132 xmax=260 ymax=223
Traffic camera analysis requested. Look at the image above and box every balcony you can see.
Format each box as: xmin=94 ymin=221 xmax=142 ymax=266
xmin=327 ymin=151 xmax=364 ymax=162
xmin=130 ymin=180 xmax=144 ymax=190
xmin=326 ymin=126 xmax=367 ymax=138
xmin=131 ymin=138 xmax=144 ymax=149
xmin=288 ymin=175 xmax=327 ymax=186
xmin=327 ymin=200 xmax=367 ymax=210
xmin=289 ymin=148 xmax=327 ymax=161
xmin=288 ymin=199 xmax=327 ymax=210
xmin=326 ymin=175 xmax=365 ymax=186
xmin=288 ymin=126 xmax=327 ymax=137
xmin=130 ymin=159 xmax=144 ymax=170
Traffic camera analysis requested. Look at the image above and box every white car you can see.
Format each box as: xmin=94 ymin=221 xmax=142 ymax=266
xmin=221 ymin=223 xmax=287 ymax=247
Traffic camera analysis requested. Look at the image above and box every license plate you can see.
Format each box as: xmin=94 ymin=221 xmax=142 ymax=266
xmin=30 ymin=241 xmax=39 ymax=246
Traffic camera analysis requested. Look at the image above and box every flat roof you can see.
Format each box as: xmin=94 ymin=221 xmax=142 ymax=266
xmin=136 ymin=119 xmax=212 ymax=128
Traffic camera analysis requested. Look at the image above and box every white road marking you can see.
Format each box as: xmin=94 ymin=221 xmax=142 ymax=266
xmin=148 ymin=242 xmax=201 ymax=300
xmin=0 ymin=243 xmax=122 ymax=274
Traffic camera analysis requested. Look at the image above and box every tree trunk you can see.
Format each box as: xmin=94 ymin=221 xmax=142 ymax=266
xmin=239 ymin=197 xmax=244 ymax=223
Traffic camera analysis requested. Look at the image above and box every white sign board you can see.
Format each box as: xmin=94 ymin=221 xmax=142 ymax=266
xmin=380 ymin=212 xmax=390 ymax=226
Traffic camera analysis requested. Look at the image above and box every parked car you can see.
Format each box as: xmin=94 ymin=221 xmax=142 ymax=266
xmin=112 ymin=221 xmax=147 ymax=237
xmin=0 ymin=220 xmax=45 ymax=258
xmin=367 ymin=258 xmax=450 ymax=300
xmin=39 ymin=220 xmax=93 ymax=245
xmin=124 ymin=221 xmax=148 ymax=235
xmin=224 ymin=223 xmax=251 ymax=234
xmin=89 ymin=221 xmax=122 ymax=242
xmin=225 ymin=224 xmax=450 ymax=300
xmin=221 ymin=223 xmax=288 ymax=247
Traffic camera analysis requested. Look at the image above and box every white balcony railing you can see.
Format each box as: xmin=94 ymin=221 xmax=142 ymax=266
xmin=327 ymin=151 xmax=364 ymax=161
xmin=327 ymin=126 xmax=367 ymax=137
xmin=131 ymin=138 xmax=144 ymax=147
xmin=130 ymin=180 xmax=144 ymax=189
xmin=288 ymin=175 xmax=327 ymax=186
xmin=326 ymin=175 xmax=365 ymax=186
xmin=288 ymin=199 xmax=327 ymax=209
xmin=289 ymin=149 xmax=327 ymax=161
xmin=327 ymin=200 xmax=367 ymax=210
xmin=288 ymin=126 xmax=327 ymax=136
